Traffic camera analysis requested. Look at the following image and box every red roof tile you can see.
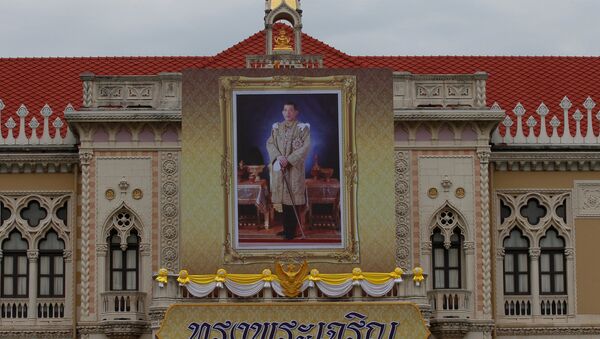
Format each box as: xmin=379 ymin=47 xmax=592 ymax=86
xmin=356 ymin=56 xmax=600 ymax=138
xmin=2 ymin=26 xmax=600 ymax=142
xmin=0 ymin=56 xmax=210 ymax=139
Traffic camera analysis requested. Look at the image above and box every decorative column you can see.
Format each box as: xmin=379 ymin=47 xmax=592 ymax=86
xmin=27 ymin=249 xmax=39 ymax=321
xmin=495 ymin=248 xmax=506 ymax=318
xmin=394 ymin=150 xmax=411 ymax=270
xmin=477 ymin=149 xmax=492 ymax=317
xmin=160 ymin=152 xmax=180 ymax=272
xmin=140 ymin=243 xmax=152 ymax=296
xmin=63 ymin=250 xmax=73 ymax=319
xmin=529 ymin=247 xmax=541 ymax=316
xmin=565 ymin=247 xmax=576 ymax=315
xmin=79 ymin=151 xmax=93 ymax=318
xmin=463 ymin=241 xmax=476 ymax=301
xmin=96 ymin=244 xmax=108 ymax=314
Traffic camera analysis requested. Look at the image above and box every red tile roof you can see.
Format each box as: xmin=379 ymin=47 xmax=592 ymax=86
xmin=356 ymin=56 xmax=600 ymax=138
xmin=1 ymin=26 xmax=600 ymax=141
xmin=0 ymin=56 xmax=210 ymax=138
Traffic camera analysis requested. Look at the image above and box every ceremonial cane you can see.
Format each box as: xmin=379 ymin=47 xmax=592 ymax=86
xmin=281 ymin=167 xmax=306 ymax=239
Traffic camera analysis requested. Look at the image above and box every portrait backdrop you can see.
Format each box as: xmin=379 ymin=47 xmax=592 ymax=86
xmin=181 ymin=69 xmax=394 ymax=271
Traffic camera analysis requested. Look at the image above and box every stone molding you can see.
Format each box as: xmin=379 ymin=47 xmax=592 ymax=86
xmin=573 ymin=181 xmax=600 ymax=217
xmin=79 ymin=150 xmax=93 ymax=318
xmin=395 ymin=109 xmax=504 ymax=121
xmin=394 ymin=150 xmax=411 ymax=269
xmin=491 ymin=151 xmax=600 ymax=171
xmin=496 ymin=326 xmax=600 ymax=336
xmin=393 ymin=72 xmax=488 ymax=109
xmin=79 ymin=72 xmax=181 ymax=111
xmin=0 ymin=153 xmax=78 ymax=173
xmin=160 ymin=152 xmax=180 ymax=272
xmin=478 ymin=149 xmax=492 ymax=317
xmin=66 ymin=111 xmax=181 ymax=122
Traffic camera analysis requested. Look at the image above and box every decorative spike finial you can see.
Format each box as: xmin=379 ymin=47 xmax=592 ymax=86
xmin=560 ymin=96 xmax=572 ymax=110
xmin=64 ymin=103 xmax=75 ymax=114
xmin=536 ymin=102 xmax=549 ymax=116
xmin=526 ymin=116 xmax=537 ymax=127
xmin=40 ymin=104 xmax=52 ymax=117
xmin=490 ymin=102 xmax=502 ymax=111
xmin=29 ymin=117 xmax=39 ymax=129
xmin=53 ymin=117 xmax=64 ymax=128
xmin=550 ymin=116 xmax=561 ymax=127
xmin=583 ymin=96 xmax=596 ymax=110
xmin=573 ymin=109 xmax=583 ymax=121
xmin=502 ymin=115 xmax=513 ymax=127
xmin=5 ymin=117 xmax=16 ymax=129
xmin=513 ymin=102 xmax=525 ymax=116
xmin=0 ymin=99 xmax=5 ymax=111
xmin=16 ymin=104 xmax=29 ymax=117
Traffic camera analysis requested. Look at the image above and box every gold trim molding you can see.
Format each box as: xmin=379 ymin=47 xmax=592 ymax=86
xmin=219 ymin=75 xmax=358 ymax=264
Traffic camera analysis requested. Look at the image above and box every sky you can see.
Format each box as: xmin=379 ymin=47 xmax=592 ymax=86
xmin=1 ymin=0 xmax=599 ymax=57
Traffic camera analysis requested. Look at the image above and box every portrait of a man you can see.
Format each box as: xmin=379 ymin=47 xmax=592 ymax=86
xmin=266 ymin=102 xmax=311 ymax=240
xmin=233 ymin=91 xmax=343 ymax=249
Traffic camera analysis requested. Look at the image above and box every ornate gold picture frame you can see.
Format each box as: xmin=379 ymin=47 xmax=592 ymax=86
xmin=219 ymin=75 xmax=358 ymax=263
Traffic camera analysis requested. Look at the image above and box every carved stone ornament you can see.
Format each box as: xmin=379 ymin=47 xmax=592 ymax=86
xmin=394 ymin=150 xmax=411 ymax=269
xmin=428 ymin=187 xmax=438 ymax=199
xmin=105 ymin=189 xmax=115 ymax=201
xmin=574 ymin=181 xmax=600 ymax=217
xmin=160 ymin=152 xmax=180 ymax=271
xmin=455 ymin=187 xmax=465 ymax=199
xmin=132 ymin=188 xmax=143 ymax=200
xmin=441 ymin=175 xmax=452 ymax=192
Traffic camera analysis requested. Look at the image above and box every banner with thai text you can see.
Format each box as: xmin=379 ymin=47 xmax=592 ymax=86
xmin=158 ymin=302 xmax=429 ymax=339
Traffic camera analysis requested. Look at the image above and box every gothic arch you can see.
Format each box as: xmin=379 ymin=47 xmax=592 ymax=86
xmin=102 ymin=202 xmax=146 ymax=249
xmin=0 ymin=193 xmax=71 ymax=250
xmin=428 ymin=201 xmax=470 ymax=245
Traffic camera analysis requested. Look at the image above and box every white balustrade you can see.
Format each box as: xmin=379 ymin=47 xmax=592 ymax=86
xmin=493 ymin=96 xmax=600 ymax=146
xmin=0 ymin=101 xmax=76 ymax=146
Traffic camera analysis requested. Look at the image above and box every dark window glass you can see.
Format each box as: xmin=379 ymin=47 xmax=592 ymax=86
xmin=540 ymin=228 xmax=566 ymax=295
xmin=1 ymin=231 xmax=28 ymax=297
xmin=38 ymin=231 xmax=65 ymax=297
xmin=503 ymin=229 xmax=530 ymax=295
xmin=432 ymin=228 xmax=462 ymax=289
xmin=109 ymin=229 xmax=139 ymax=291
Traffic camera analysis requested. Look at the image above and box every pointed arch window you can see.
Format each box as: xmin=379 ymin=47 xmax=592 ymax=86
xmin=540 ymin=228 xmax=566 ymax=295
xmin=432 ymin=228 xmax=462 ymax=289
xmin=109 ymin=229 xmax=139 ymax=291
xmin=38 ymin=231 xmax=65 ymax=297
xmin=1 ymin=231 xmax=28 ymax=297
xmin=503 ymin=229 xmax=530 ymax=295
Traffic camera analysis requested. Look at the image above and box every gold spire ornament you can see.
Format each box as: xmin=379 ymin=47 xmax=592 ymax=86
xmin=273 ymin=28 xmax=293 ymax=52
xmin=270 ymin=0 xmax=298 ymax=10
xmin=275 ymin=260 xmax=309 ymax=297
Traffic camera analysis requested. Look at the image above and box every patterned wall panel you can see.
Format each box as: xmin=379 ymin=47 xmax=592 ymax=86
xmin=181 ymin=69 xmax=395 ymax=272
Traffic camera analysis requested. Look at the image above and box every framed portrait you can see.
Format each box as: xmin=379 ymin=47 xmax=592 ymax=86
xmin=219 ymin=76 xmax=358 ymax=263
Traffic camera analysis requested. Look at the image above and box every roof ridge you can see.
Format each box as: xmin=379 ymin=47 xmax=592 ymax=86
xmin=354 ymin=55 xmax=600 ymax=59
xmin=0 ymin=56 xmax=212 ymax=61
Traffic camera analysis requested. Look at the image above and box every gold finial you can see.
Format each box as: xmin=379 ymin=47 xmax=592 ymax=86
xmin=273 ymin=28 xmax=293 ymax=52
xmin=270 ymin=0 xmax=297 ymax=10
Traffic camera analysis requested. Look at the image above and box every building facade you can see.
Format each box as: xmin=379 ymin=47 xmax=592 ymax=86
xmin=1 ymin=1 xmax=600 ymax=338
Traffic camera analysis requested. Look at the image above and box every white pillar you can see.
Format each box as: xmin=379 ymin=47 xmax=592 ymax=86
xmin=529 ymin=247 xmax=541 ymax=317
xmin=63 ymin=250 xmax=73 ymax=319
xmin=495 ymin=249 xmax=506 ymax=318
xmin=96 ymin=244 xmax=108 ymax=316
xmin=463 ymin=241 xmax=475 ymax=311
xmin=565 ymin=248 xmax=576 ymax=315
xmin=27 ymin=250 xmax=39 ymax=321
